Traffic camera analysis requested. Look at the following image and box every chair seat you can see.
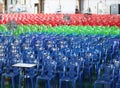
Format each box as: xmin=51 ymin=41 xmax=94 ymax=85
xmin=95 ymin=76 xmax=114 ymax=85
xmin=2 ymin=72 xmax=19 ymax=77
xmin=95 ymin=80 xmax=112 ymax=84
xmin=37 ymin=75 xmax=55 ymax=80
xmin=101 ymin=74 xmax=117 ymax=81
xmin=25 ymin=73 xmax=37 ymax=78
xmin=60 ymin=76 xmax=78 ymax=81
xmin=84 ymin=64 xmax=93 ymax=69
xmin=116 ymin=82 xmax=120 ymax=85
xmin=117 ymin=80 xmax=120 ymax=83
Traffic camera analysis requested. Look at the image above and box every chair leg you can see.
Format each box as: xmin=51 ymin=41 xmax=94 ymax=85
xmin=66 ymin=82 xmax=69 ymax=88
xmin=89 ymin=68 xmax=92 ymax=82
xmin=73 ymin=80 xmax=76 ymax=88
xmin=1 ymin=76 xmax=4 ymax=88
xmin=15 ymin=76 xmax=19 ymax=88
xmin=116 ymin=83 xmax=119 ymax=88
xmin=79 ymin=78 xmax=82 ymax=88
xmin=26 ymin=78 xmax=29 ymax=88
xmin=108 ymin=83 xmax=111 ymax=88
xmin=59 ymin=80 xmax=62 ymax=88
xmin=94 ymin=82 xmax=97 ymax=88
xmin=19 ymin=76 xmax=22 ymax=88
xmin=35 ymin=78 xmax=39 ymax=88
xmin=101 ymin=84 xmax=104 ymax=88
xmin=47 ymin=80 xmax=50 ymax=88
xmin=12 ymin=78 xmax=15 ymax=88
xmin=31 ymin=78 xmax=34 ymax=88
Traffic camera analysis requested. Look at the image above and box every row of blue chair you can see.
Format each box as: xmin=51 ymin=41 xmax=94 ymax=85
xmin=0 ymin=33 xmax=119 ymax=88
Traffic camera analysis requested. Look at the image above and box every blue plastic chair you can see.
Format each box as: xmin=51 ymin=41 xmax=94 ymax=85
xmin=110 ymin=40 xmax=119 ymax=60
xmin=35 ymin=60 xmax=57 ymax=88
xmin=19 ymin=48 xmax=37 ymax=88
xmin=116 ymin=70 xmax=120 ymax=88
xmin=77 ymin=57 xmax=84 ymax=88
xmin=83 ymin=52 xmax=94 ymax=82
xmin=1 ymin=63 xmax=19 ymax=88
xmin=55 ymin=52 xmax=68 ymax=75
xmin=94 ymin=64 xmax=117 ymax=88
xmin=32 ymin=38 xmax=44 ymax=53
xmin=18 ymin=67 xmax=37 ymax=88
xmin=59 ymin=62 xmax=79 ymax=88
xmin=0 ymin=61 xmax=3 ymax=87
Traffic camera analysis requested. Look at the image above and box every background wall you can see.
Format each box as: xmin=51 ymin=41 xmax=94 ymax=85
xmin=7 ymin=0 xmax=39 ymax=13
xmin=44 ymin=0 xmax=76 ymax=13
xmin=81 ymin=0 xmax=120 ymax=14
xmin=5 ymin=0 xmax=120 ymax=14
xmin=60 ymin=0 xmax=76 ymax=13
xmin=26 ymin=0 xmax=39 ymax=13
xmin=44 ymin=0 xmax=120 ymax=14
xmin=44 ymin=0 xmax=59 ymax=13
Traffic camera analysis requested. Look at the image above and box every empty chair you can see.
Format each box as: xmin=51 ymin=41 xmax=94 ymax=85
xmin=1 ymin=66 xmax=19 ymax=88
xmin=94 ymin=64 xmax=117 ymax=88
xmin=116 ymin=70 xmax=120 ymax=88
xmin=82 ymin=51 xmax=94 ymax=82
xmin=59 ymin=61 xmax=79 ymax=88
xmin=19 ymin=48 xmax=37 ymax=88
xmin=0 ymin=36 xmax=20 ymax=88
xmin=35 ymin=60 xmax=57 ymax=88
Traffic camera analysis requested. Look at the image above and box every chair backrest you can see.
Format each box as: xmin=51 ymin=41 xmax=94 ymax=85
xmin=40 ymin=60 xmax=57 ymax=77
xmin=101 ymin=64 xmax=116 ymax=78
xmin=104 ymin=64 xmax=114 ymax=75
xmin=25 ymin=49 xmax=36 ymax=63
xmin=0 ymin=42 xmax=7 ymax=64
xmin=10 ymin=52 xmax=22 ymax=64
xmin=12 ymin=36 xmax=21 ymax=45
xmin=0 ymin=62 xmax=3 ymax=74
xmin=97 ymin=64 xmax=115 ymax=79
xmin=25 ymin=67 xmax=36 ymax=76
xmin=33 ymin=38 xmax=44 ymax=51
xmin=63 ymin=62 xmax=79 ymax=79
xmin=12 ymin=67 xmax=19 ymax=74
